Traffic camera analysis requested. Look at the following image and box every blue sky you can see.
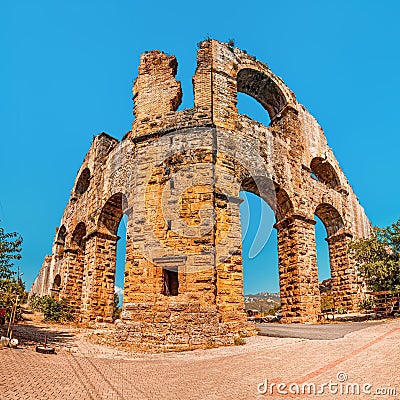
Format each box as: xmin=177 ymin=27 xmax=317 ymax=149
xmin=1 ymin=1 xmax=399 ymax=294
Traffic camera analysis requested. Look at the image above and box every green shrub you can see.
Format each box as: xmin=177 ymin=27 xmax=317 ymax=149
xmin=321 ymin=295 xmax=335 ymax=312
xmin=28 ymin=294 xmax=43 ymax=311
xmin=266 ymin=304 xmax=282 ymax=316
xmin=234 ymin=336 xmax=246 ymax=346
xmin=29 ymin=295 xmax=75 ymax=322
xmin=358 ymin=297 xmax=376 ymax=311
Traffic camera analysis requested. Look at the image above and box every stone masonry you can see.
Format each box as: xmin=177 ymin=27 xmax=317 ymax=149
xmin=30 ymin=40 xmax=371 ymax=350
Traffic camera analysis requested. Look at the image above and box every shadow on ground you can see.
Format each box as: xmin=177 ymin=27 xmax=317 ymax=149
xmin=0 ymin=315 xmax=77 ymax=348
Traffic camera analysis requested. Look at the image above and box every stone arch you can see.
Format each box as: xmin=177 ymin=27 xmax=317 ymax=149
xmin=55 ymin=225 xmax=67 ymax=261
xmin=81 ymin=192 xmax=129 ymax=321
xmin=240 ymin=175 xmax=294 ymax=223
xmin=51 ymin=273 xmax=61 ymax=300
xmin=314 ymin=203 xmax=357 ymax=310
xmin=56 ymin=225 xmax=67 ymax=245
xmin=53 ymin=274 xmax=61 ymax=288
xmin=98 ymin=192 xmax=128 ymax=235
xmin=71 ymin=222 xmax=86 ymax=251
xmin=311 ymin=158 xmax=341 ymax=190
xmin=275 ymin=187 xmax=294 ymax=223
xmin=75 ymin=168 xmax=91 ymax=195
xmin=315 ymin=203 xmax=345 ymax=237
xmin=237 ymin=68 xmax=288 ymax=120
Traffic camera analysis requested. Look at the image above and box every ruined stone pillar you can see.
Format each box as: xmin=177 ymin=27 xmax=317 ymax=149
xmin=132 ymin=50 xmax=182 ymax=122
xmin=327 ymin=232 xmax=359 ymax=311
xmin=275 ymin=215 xmax=321 ymax=323
xmin=80 ymin=231 xmax=118 ymax=322
xmin=193 ymin=40 xmax=238 ymax=131
xmin=215 ymin=193 xmax=252 ymax=331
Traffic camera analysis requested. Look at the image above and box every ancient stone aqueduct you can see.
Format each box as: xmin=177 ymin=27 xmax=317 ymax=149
xmin=31 ymin=40 xmax=370 ymax=350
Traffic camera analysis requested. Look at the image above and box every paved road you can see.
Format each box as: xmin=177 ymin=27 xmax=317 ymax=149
xmin=1 ymin=320 xmax=399 ymax=399
xmin=257 ymin=321 xmax=383 ymax=340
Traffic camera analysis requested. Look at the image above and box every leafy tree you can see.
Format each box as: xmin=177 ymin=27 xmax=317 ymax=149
xmin=0 ymin=224 xmax=25 ymax=321
xmin=0 ymin=225 xmax=23 ymax=280
xmin=350 ymin=219 xmax=400 ymax=292
xmin=0 ymin=278 xmax=27 ymax=321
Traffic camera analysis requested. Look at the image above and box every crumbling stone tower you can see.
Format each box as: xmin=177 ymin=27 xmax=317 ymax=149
xmin=31 ymin=40 xmax=370 ymax=350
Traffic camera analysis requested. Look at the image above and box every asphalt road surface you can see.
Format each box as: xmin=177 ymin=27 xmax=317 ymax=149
xmin=257 ymin=321 xmax=383 ymax=340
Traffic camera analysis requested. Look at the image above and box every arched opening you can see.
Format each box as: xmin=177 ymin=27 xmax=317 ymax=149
xmin=240 ymin=191 xmax=280 ymax=316
xmin=97 ymin=193 xmax=129 ymax=320
xmin=315 ymin=215 xmax=332 ymax=310
xmin=115 ymin=214 xmax=128 ymax=308
xmin=310 ymin=158 xmax=340 ymax=190
xmin=314 ymin=203 xmax=345 ymax=312
xmin=237 ymin=68 xmax=287 ymax=121
xmin=53 ymin=274 xmax=61 ymax=288
xmin=315 ymin=203 xmax=344 ymax=237
xmin=75 ymin=168 xmax=90 ymax=195
xmin=315 ymin=216 xmax=331 ymax=282
xmin=55 ymin=225 xmax=67 ymax=260
xmin=99 ymin=193 xmax=127 ymax=235
xmin=239 ymin=179 xmax=293 ymax=319
xmin=56 ymin=225 xmax=66 ymax=245
xmin=237 ymin=92 xmax=271 ymax=126
xmin=72 ymin=222 xmax=86 ymax=251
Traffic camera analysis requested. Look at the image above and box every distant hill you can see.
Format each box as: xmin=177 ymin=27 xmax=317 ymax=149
xmin=244 ymin=292 xmax=281 ymax=314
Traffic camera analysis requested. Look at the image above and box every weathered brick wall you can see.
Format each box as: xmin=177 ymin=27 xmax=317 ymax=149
xmin=30 ymin=40 xmax=371 ymax=350
xmin=132 ymin=51 xmax=182 ymax=123
xmin=29 ymin=255 xmax=52 ymax=297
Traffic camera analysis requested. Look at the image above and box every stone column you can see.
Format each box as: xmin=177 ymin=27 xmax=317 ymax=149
xmin=60 ymin=248 xmax=85 ymax=311
xmin=121 ymin=210 xmax=162 ymax=305
xmin=80 ymin=231 xmax=118 ymax=322
xmin=215 ymin=194 xmax=249 ymax=328
xmin=275 ymin=215 xmax=321 ymax=323
xmin=327 ymin=232 xmax=360 ymax=311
